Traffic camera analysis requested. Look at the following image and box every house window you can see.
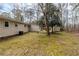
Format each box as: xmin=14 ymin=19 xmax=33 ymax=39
xmin=5 ymin=22 xmax=9 ymax=27
xmin=24 ymin=24 xmax=26 ymax=27
xmin=15 ymin=24 xmax=18 ymax=27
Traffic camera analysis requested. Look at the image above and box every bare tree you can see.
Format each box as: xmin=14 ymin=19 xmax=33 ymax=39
xmin=25 ymin=8 xmax=34 ymax=24
xmin=38 ymin=3 xmax=50 ymax=35
xmin=11 ymin=3 xmax=24 ymax=22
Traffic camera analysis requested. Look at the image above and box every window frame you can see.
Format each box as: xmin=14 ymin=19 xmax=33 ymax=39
xmin=5 ymin=21 xmax=9 ymax=27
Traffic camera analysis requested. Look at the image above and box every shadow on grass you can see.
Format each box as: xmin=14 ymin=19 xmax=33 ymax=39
xmin=0 ymin=35 xmax=19 ymax=42
xmin=39 ymin=30 xmax=63 ymax=35
xmin=0 ymin=33 xmax=29 ymax=42
xmin=0 ymin=31 xmax=63 ymax=42
xmin=50 ymin=32 xmax=63 ymax=35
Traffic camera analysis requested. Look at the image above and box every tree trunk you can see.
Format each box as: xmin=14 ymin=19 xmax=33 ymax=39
xmin=43 ymin=12 xmax=50 ymax=36
xmin=46 ymin=23 xmax=50 ymax=35
xmin=39 ymin=3 xmax=50 ymax=36
xmin=45 ymin=15 xmax=50 ymax=35
xmin=52 ymin=26 xmax=53 ymax=34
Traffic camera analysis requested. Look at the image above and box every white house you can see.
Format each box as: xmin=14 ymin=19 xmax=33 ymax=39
xmin=30 ymin=24 xmax=41 ymax=32
xmin=0 ymin=15 xmax=29 ymax=38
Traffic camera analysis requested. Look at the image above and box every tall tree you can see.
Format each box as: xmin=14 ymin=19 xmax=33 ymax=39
xmin=38 ymin=3 xmax=50 ymax=35
xmin=38 ymin=3 xmax=61 ymax=35
xmin=25 ymin=8 xmax=34 ymax=24
xmin=11 ymin=3 xmax=23 ymax=22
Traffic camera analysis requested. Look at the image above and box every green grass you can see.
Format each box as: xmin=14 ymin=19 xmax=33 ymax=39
xmin=0 ymin=32 xmax=79 ymax=56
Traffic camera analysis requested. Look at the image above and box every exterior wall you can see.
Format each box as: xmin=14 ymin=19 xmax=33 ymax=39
xmin=53 ymin=26 xmax=60 ymax=32
xmin=17 ymin=23 xmax=28 ymax=33
xmin=0 ymin=19 xmax=28 ymax=37
xmin=31 ymin=24 xmax=41 ymax=32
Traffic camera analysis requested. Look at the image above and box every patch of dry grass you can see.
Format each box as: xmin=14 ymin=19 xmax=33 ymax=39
xmin=0 ymin=32 xmax=79 ymax=56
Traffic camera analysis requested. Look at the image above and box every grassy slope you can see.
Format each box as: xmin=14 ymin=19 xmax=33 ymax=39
xmin=0 ymin=32 xmax=79 ymax=56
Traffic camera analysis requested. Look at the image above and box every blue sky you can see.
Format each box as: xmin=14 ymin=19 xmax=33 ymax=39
xmin=0 ymin=3 xmax=12 ymax=12
xmin=0 ymin=3 xmax=33 ymax=12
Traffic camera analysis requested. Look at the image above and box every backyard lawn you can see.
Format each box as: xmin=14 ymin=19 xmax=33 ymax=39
xmin=0 ymin=32 xmax=79 ymax=56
